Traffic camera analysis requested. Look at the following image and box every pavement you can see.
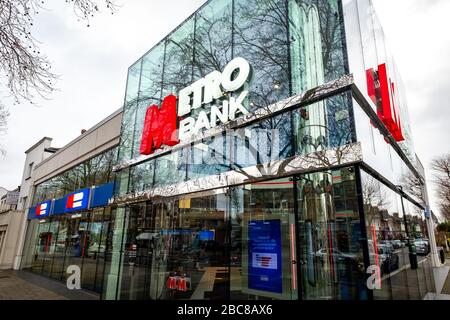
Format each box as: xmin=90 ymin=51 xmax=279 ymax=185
xmin=0 ymin=269 xmax=67 ymax=300
xmin=431 ymin=258 xmax=450 ymax=300
xmin=0 ymin=269 xmax=99 ymax=300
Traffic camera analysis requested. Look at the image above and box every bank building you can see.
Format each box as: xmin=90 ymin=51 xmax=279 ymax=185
xmin=16 ymin=0 xmax=439 ymax=300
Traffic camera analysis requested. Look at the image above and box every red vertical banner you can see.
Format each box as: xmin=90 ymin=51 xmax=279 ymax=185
xmin=365 ymin=63 xmax=405 ymax=142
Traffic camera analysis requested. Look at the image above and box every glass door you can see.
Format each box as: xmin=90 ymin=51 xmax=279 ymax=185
xmin=296 ymin=167 xmax=367 ymax=300
xmin=229 ymin=178 xmax=298 ymax=300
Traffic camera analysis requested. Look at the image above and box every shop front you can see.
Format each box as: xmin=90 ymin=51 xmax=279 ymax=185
xmin=111 ymin=167 xmax=367 ymax=301
xmin=19 ymin=0 xmax=436 ymax=300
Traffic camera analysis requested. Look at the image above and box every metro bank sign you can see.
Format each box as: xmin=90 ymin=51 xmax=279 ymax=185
xmin=140 ymin=57 xmax=251 ymax=155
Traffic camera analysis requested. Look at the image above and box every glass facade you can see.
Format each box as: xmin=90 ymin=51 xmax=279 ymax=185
xmin=105 ymin=167 xmax=369 ymax=300
xmin=118 ymin=0 xmax=349 ymax=168
xmin=21 ymin=148 xmax=118 ymax=295
xmin=361 ymin=169 xmax=435 ymax=300
xmin=20 ymin=0 xmax=435 ymax=301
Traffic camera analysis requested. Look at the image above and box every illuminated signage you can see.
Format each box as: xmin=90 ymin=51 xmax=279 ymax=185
xmin=248 ymin=220 xmax=283 ymax=294
xmin=140 ymin=57 xmax=251 ymax=155
xmin=35 ymin=200 xmax=51 ymax=218
xmin=366 ymin=63 xmax=405 ymax=142
xmin=65 ymin=189 xmax=90 ymax=213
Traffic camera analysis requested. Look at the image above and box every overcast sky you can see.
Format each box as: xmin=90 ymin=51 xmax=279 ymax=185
xmin=0 ymin=0 xmax=449 ymax=218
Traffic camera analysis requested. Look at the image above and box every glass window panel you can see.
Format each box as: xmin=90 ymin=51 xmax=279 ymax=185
xmin=118 ymin=102 xmax=138 ymax=163
xmin=234 ymin=0 xmax=290 ymax=113
xmin=42 ymin=219 xmax=60 ymax=277
xmin=232 ymin=113 xmax=293 ymax=170
xmin=129 ymin=160 xmax=155 ymax=193
xmin=294 ymin=91 xmax=354 ymax=156
xmin=194 ymin=0 xmax=232 ymax=78
xmin=30 ymin=221 xmax=51 ymax=274
xmin=162 ymin=17 xmax=195 ymax=98
xmin=133 ymin=44 xmax=165 ymax=159
xmin=125 ymin=60 xmax=142 ymax=104
xmin=94 ymin=208 xmax=112 ymax=293
xmin=189 ymin=133 xmax=230 ymax=180
xmin=50 ymin=216 xmax=70 ymax=281
xmin=298 ymin=167 xmax=367 ymax=300
xmin=229 ymin=178 xmax=298 ymax=300
xmin=153 ymin=149 xmax=187 ymax=188
xmin=81 ymin=209 xmax=105 ymax=292
xmin=289 ymin=0 xmax=347 ymax=95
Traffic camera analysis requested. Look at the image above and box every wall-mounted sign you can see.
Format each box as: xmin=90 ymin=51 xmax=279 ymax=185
xmin=5 ymin=191 xmax=19 ymax=205
xmin=91 ymin=183 xmax=114 ymax=208
xmin=140 ymin=57 xmax=251 ymax=155
xmin=366 ymin=63 xmax=405 ymax=142
xmin=65 ymin=189 xmax=90 ymax=213
xmin=248 ymin=219 xmax=283 ymax=294
xmin=35 ymin=200 xmax=51 ymax=218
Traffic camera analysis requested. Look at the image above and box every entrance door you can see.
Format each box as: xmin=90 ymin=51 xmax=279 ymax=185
xmin=295 ymin=167 xmax=367 ymax=300
xmin=153 ymin=193 xmax=229 ymax=300
xmin=229 ymin=178 xmax=298 ymax=300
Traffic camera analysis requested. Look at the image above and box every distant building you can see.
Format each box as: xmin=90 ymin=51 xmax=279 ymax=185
xmin=0 ymin=186 xmax=21 ymax=269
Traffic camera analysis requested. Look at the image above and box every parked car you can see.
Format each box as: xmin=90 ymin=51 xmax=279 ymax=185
xmin=379 ymin=240 xmax=394 ymax=252
xmin=368 ymin=240 xmax=399 ymax=275
xmin=391 ymin=240 xmax=405 ymax=249
xmin=414 ymin=239 xmax=430 ymax=256
xmin=377 ymin=244 xmax=400 ymax=273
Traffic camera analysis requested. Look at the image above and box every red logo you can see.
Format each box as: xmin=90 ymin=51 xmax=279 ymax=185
xmin=167 ymin=276 xmax=190 ymax=291
xmin=140 ymin=95 xmax=180 ymax=155
xmin=366 ymin=63 xmax=404 ymax=142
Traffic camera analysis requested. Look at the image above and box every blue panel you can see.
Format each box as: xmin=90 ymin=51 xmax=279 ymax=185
xmin=35 ymin=200 xmax=52 ymax=218
xmin=91 ymin=183 xmax=114 ymax=208
xmin=64 ymin=188 xmax=90 ymax=213
xmin=248 ymin=219 xmax=283 ymax=294
xmin=28 ymin=207 xmax=36 ymax=220
xmin=52 ymin=197 xmax=67 ymax=215
xmin=199 ymin=230 xmax=215 ymax=241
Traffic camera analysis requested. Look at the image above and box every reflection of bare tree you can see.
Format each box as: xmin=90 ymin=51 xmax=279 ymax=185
xmin=399 ymin=172 xmax=424 ymax=204
xmin=34 ymin=148 xmax=117 ymax=203
xmin=431 ymin=154 xmax=450 ymax=220
xmin=361 ymin=174 xmax=391 ymax=230
xmin=0 ymin=102 xmax=9 ymax=155
xmin=115 ymin=0 xmax=354 ymax=201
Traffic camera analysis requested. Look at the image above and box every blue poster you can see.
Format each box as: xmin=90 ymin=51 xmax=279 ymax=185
xmin=248 ymin=219 xmax=282 ymax=294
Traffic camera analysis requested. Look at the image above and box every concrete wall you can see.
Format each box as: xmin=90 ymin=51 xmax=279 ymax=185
xmin=0 ymin=210 xmax=23 ymax=269
xmin=11 ymin=137 xmax=53 ymax=270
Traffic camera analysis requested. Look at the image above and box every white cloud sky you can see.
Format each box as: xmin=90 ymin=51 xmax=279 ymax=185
xmin=0 ymin=0 xmax=449 ymax=218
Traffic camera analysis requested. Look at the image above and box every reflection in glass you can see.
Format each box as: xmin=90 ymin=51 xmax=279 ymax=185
xmin=297 ymin=167 xmax=366 ymax=300
xmin=229 ymin=178 xmax=298 ymax=300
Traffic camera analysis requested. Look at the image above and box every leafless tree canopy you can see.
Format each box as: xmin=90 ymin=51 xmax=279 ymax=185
xmin=431 ymin=154 xmax=450 ymax=220
xmin=0 ymin=0 xmax=118 ymax=104
xmin=399 ymin=171 xmax=424 ymax=203
xmin=0 ymin=101 xmax=9 ymax=155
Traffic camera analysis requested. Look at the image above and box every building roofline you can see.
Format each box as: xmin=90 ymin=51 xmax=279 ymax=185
xmin=34 ymin=107 xmax=123 ymax=170
xmin=24 ymin=137 xmax=53 ymax=154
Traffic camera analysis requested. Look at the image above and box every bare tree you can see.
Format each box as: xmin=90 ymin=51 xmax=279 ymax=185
xmin=0 ymin=100 xmax=8 ymax=155
xmin=0 ymin=0 xmax=118 ymax=104
xmin=431 ymin=154 xmax=450 ymax=220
